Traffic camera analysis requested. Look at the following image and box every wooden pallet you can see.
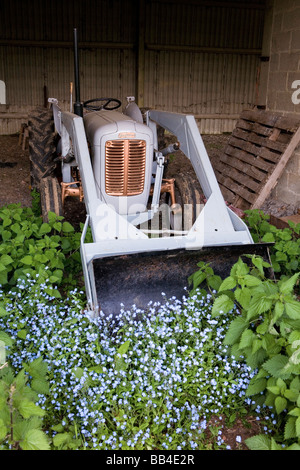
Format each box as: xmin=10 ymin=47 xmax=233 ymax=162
xmin=210 ymin=109 xmax=300 ymax=210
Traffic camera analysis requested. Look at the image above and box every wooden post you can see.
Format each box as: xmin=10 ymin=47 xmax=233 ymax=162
xmin=137 ymin=0 xmax=145 ymax=108
xmin=252 ymin=126 xmax=300 ymax=209
xmin=256 ymin=0 xmax=274 ymax=108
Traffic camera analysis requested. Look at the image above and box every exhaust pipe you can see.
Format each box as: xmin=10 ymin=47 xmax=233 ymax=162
xmin=73 ymin=28 xmax=83 ymax=117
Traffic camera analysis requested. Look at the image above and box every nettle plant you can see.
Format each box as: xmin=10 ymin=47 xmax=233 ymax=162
xmin=0 ymin=204 xmax=87 ymax=294
xmin=0 ymin=326 xmax=50 ymax=450
xmin=244 ymin=209 xmax=300 ymax=279
xmin=190 ymin=254 xmax=300 ymax=450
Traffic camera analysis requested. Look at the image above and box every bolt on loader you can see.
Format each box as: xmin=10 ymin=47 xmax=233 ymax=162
xmin=28 ymin=29 xmax=271 ymax=317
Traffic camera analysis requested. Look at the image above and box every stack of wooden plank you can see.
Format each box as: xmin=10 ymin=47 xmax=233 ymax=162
xmin=210 ymin=109 xmax=300 ymax=210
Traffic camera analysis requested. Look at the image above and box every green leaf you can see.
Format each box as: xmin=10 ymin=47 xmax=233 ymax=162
xmin=0 ymin=254 xmax=13 ymax=266
xmin=188 ymin=270 xmax=206 ymax=290
xmin=24 ymin=356 xmax=48 ymax=379
xmin=244 ymin=275 xmax=262 ymax=287
xmin=279 ymin=273 xmax=300 ymax=294
xmin=0 ymin=262 xmax=7 ymax=273
xmin=18 ymin=399 xmax=46 ymax=419
xmin=252 ymin=256 xmax=271 ymax=276
xmin=246 ymin=377 xmax=267 ymax=396
xmin=256 ymin=319 xmax=269 ymax=335
xmin=207 ymin=274 xmax=222 ymax=291
xmin=0 ymin=331 xmax=14 ymax=346
xmin=20 ymin=255 xmax=33 ymax=266
xmin=290 ymin=376 xmax=300 ymax=391
xmin=53 ymin=432 xmax=72 ymax=448
xmin=245 ymin=434 xmax=271 ymax=450
xmin=53 ymin=221 xmax=62 ymax=232
xmin=17 ymin=329 xmax=27 ymax=340
xmin=218 ymin=276 xmax=236 ymax=292
xmin=20 ymin=429 xmax=50 ymax=450
xmin=1 ymin=230 xmax=11 ymax=241
xmin=285 ymin=417 xmax=296 ymax=439
xmin=211 ymin=294 xmax=234 ymax=317
xmin=246 ymin=293 xmax=273 ymax=320
xmin=296 ymin=416 xmax=300 ymax=438
xmin=47 ymin=211 xmax=62 ymax=224
xmin=0 ymin=418 xmax=7 ymax=441
xmin=273 ymin=301 xmax=285 ymax=322
xmin=235 ymin=287 xmax=251 ymax=309
xmin=284 ymin=389 xmax=299 ymax=402
xmin=267 ymin=385 xmax=280 ymax=395
xmin=62 ymin=221 xmax=75 ymax=233
xmin=117 ymin=340 xmax=130 ymax=356
xmin=2 ymin=217 xmax=12 ymax=228
xmin=34 ymin=253 xmax=49 ymax=263
xmin=275 ymin=396 xmax=287 ymax=414
xmin=285 ymin=299 xmax=300 ymax=320
xmin=31 ymin=378 xmax=50 ymax=395
xmin=276 ymin=251 xmax=287 ymax=262
xmin=262 ymin=232 xmax=275 ymax=243
xmin=0 ymin=270 xmax=9 ymax=285
xmin=39 ymin=223 xmax=51 ymax=235
xmin=115 ymin=341 xmax=131 ymax=372
xmin=224 ymin=316 xmax=249 ymax=345
xmin=270 ymin=438 xmax=284 ymax=450
xmin=0 ymin=304 xmax=8 ymax=317
xmin=72 ymin=367 xmax=84 ymax=379
xmin=263 ymin=354 xmax=290 ymax=379
xmin=45 ymin=287 xmax=61 ymax=298
xmin=51 ymin=423 xmax=64 ymax=433
xmin=288 ymin=407 xmax=300 ymax=417
xmin=239 ymin=329 xmax=255 ymax=349
xmin=231 ymin=258 xmax=249 ymax=277
xmin=0 ymin=340 xmax=6 ymax=365
xmin=252 ymin=338 xmax=263 ymax=354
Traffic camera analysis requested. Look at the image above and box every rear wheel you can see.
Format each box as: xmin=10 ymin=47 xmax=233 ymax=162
xmin=28 ymin=106 xmax=63 ymax=221
xmin=28 ymin=106 xmax=58 ymax=187
xmin=166 ymin=174 xmax=203 ymax=232
xmin=40 ymin=176 xmax=63 ymax=223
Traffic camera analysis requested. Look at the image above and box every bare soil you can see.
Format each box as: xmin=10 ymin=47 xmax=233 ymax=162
xmin=0 ymin=134 xmax=32 ymax=208
xmin=0 ymin=133 xmax=87 ymax=227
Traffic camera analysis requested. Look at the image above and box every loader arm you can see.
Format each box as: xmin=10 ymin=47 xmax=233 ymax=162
xmin=148 ymin=110 xmax=250 ymax=236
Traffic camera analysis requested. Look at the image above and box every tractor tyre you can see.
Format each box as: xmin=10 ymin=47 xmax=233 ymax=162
xmin=28 ymin=106 xmax=57 ymax=190
xmin=167 ymin=173 xmax=203 ymax=232
xmin=39 ymin=176 xmax=63 ymax=223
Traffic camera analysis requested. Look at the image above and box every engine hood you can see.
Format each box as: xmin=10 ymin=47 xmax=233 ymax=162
xmin=83 ymin=110 xmax=153 ymax=145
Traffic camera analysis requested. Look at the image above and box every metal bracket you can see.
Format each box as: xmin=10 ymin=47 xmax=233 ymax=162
xmin=151 ymin=152 xmax=165 ymax=210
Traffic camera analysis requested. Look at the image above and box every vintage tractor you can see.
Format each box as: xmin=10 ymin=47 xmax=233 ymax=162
xmin=28 ymin=29 xmax=270 ymax=316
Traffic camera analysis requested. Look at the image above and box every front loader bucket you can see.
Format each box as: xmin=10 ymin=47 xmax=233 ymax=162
xmin=91 ymin=243 xmax=271 ymax=316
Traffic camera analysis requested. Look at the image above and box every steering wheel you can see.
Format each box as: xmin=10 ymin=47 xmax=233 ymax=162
xmin=83 ymin=98 xmax=122 ymax=111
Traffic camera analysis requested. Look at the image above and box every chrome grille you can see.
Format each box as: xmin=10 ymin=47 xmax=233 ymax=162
xmin=105 ymin=139 xmax=146 ymax=196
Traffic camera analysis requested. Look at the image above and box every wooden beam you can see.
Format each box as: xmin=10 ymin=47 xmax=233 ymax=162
xmin=256 ymin=0 xmax=273 ymax=107
xmin=0 ymin=39 xmax=134 ymax=50
xmin=252 ymin=126 xmax=300 ymax=209
xmin=0 ymin=113 xmax=28 ymax=119
xmin=146 ymin=44 xmax=261 ymax=55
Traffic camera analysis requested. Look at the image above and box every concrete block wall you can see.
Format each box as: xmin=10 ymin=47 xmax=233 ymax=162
xmin=266 ymin=0 xmax=300 ymax=207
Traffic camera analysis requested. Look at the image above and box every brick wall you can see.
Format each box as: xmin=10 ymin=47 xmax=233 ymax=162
xmin=266 ymin=0 xmax=300 ymax=206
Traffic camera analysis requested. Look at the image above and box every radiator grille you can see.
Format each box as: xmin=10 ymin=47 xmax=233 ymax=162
xmin=105 ymin=139 xmax=146 ymax=196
